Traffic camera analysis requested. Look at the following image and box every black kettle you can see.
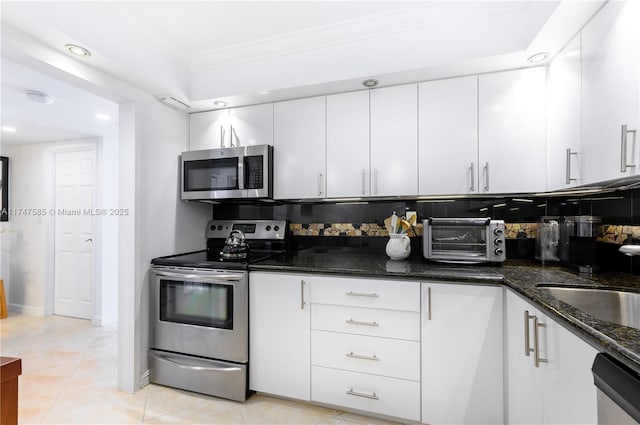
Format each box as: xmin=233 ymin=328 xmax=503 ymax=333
xmin=221 ymin=230 xmax=249 ymax=260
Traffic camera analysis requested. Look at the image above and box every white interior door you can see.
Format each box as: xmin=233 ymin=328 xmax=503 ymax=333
xmin=54 ymin=148 xmax=96 ymax=319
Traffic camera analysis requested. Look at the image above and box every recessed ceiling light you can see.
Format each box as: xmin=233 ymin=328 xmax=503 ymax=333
xmin=527 ymin=52 xmax=550 ymax=64
xmin=213 ymin=100 xmax=228 ymax=107
xmin=2 ymin=126 xmax=16 ymax=133
xmin=25 ymin=90 xmax=54 ymax=104
xmin=65 ymin=44 xmax=91 ymax=57
xmin=95 ymin=113 xmax=111 ymax=121
xmin=362 ymin=79 xmax=378 ymax=88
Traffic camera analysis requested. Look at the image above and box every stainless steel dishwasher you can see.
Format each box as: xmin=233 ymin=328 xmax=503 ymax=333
xmin=592 ymin=353 xmax=640 ymax=424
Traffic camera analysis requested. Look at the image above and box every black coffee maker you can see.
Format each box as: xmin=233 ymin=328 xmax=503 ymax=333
xmin=558 ymin=216 xmax=601 ymax=274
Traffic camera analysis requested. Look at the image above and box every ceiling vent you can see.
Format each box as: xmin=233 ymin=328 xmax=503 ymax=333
xmin=156 ymin=95 xmax=190 ymax=112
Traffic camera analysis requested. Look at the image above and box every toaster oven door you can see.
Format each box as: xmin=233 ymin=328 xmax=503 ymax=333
xmin=423 ymin=218 xmax=504 ymax=263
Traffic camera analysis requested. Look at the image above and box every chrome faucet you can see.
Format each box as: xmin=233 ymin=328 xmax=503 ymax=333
xmin=619 ymin=244 xmax=640 ymax=256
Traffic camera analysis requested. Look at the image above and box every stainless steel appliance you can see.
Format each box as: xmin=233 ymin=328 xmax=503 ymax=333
xmin=535 ymin=217 xmax=560 ymax=262
xmin=423 ymin=218 xmax=506 ymax=263
xmin=558 ymin=215 xmax=602 ymax=274
xmin=181 ymin=145 xmax=273 ymax=201
xmin=592 ymin=353 xmax=640 ymax=424
xmin=149 ymin=219 xmax=287 ymax=401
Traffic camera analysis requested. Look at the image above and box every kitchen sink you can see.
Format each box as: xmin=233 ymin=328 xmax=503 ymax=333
xmin=536 ymin=285 xmax=640 ymax=330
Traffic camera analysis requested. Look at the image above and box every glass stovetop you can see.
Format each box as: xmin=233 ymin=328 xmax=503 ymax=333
xmin=151 ymin=250 xmax=282 ymax=270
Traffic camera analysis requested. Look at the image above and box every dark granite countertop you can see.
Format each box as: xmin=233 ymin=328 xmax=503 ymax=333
xmin=250 ymin=250 xmax=640 ymax=373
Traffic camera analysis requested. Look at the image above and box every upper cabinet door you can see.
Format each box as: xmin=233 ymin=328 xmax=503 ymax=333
xmin=419 ymin=76 xmax=478 ymax=195
xmin=229 ymin=103 xmax=274 ymax=147
xmin=326 ymin=91 xmax=370 ymax=198
xmin=479 ymin=68 xmax=547 ymax=194
xmin=582 ymin=0 xmax=640 ymax=185
xmin=274 ymin=96 xmax=326 ymax=200
xmin=189 ymin=109 xmax=230 ymax=151
xmin=370 ymin=85 xmax=418 ymax=197
xmin=548 ymin=33 xmax=582 ymax=191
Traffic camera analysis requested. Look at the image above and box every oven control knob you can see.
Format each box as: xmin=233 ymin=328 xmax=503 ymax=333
xmin=494 ymin=228 xmax=503 ymax=236
xmin=265 ymin=225 xmax=272 ymax=231
xmin=274 ymin=225 xmax=280 ymax=232
xmin=494 ymin=238 xmax=503 ymax=245
xmin=217 ymin=225 xmax=223 ymax=231
xmin=494 ymin=248 xmax=504 ymax=256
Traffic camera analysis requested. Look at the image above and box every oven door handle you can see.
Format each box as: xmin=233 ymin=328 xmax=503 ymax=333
xmin=153 ymin=270 xmax=244 ymax=282
xmin=153 ymin=351 xmax=243 ymax=373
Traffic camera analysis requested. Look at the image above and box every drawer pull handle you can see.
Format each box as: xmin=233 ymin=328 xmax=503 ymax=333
xmin=345 ymin=291 xmax=379 ymax=298
xmin=346 ymin=389 xmax=379 ymax=400
xmin=346 ymin=352 xmax=379 ymax=361
xmin=346 ymin=319 xmax=379 ymax=327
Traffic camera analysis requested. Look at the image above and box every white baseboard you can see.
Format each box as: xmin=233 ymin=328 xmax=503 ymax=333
xmin=91 ymin=315 xmax=103 ymax=326
xmin=140 ymin=369 xmax=150 ymax=388
xmin=7 ymin=303 xmax=44 ymax=316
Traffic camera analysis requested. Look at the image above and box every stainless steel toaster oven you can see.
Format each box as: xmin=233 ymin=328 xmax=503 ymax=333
xmin=423 ymin=218 xmax=506 ymax=263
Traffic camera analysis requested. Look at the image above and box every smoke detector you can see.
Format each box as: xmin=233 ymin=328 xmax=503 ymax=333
xmin=25 ymin=90 xmax=54 ymax=105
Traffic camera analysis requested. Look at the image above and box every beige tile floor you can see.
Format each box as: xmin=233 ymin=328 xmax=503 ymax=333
xmin=0 ymin=313 xmax=400 ymax=425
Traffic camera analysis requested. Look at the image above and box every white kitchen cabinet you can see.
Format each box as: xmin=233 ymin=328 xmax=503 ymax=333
xmin=370 ymin=84 xmax=418 ymax=197
xmin=581 ymin=0 xmax=640 ymax=185
xmin=229 ymin=103 xmax=274 ymax=146
xmin=419 ymin=76 xmax=479 ymax=195
xmin=273 ymin=96 xmax=326 ymax=199
xmin=189 ymin=109 xmax=230 ymax=150
xmin=506 ymin=289 xmax=597 ymax=425
xmin=249 ymin=272 xmax=310 ymax=401
xmin=478 ymin=67 xmax=547 ymax=194
xmin=326 ymin=91 xmax=370 ymax=198
xmin=421 ymin=282 xmax=504 ymax=425
xmin=309 ymin=275 xmax=421 ymax=422
xmin=548 ymin=33 xmax=582 ymax=190
xmin=189 ymin=104 xmax=273 ymax=150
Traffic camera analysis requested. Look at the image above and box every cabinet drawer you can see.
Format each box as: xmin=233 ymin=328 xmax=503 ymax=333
xmin=311 ymin=330 xmax=420 ymax=381
xmin=311 ymin=366 xmax=420 ymax=422
xmin=309 ymin=276 xmax=419 ymax=311
xmin=311 ymin=304 xmax=420 ymax=341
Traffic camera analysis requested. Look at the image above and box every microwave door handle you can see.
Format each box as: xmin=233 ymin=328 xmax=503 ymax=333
xmin=238 ymin=155 xmax=245 ymax=190
xmin=153 ymin=271 xmax=244 ymax=282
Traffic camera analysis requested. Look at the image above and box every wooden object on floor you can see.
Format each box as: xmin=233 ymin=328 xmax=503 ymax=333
xmin=0 ymin=279 xmax=7 ymax=319
xmin=0 ymin=357 xmax=22 ymax=425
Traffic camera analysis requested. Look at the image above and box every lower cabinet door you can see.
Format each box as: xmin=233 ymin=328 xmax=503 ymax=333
xmin=311 ymin=366 xmax=421 ymax=421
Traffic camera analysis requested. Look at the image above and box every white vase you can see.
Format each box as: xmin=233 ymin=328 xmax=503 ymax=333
xmin=385 ymin=234 xmax=411 ymax=260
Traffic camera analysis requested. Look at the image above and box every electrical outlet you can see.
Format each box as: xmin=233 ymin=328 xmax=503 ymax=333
xmin=406 ymin=210 xmax=417 ymax=222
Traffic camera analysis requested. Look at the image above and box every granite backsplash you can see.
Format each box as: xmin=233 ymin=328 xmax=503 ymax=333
xmin=210 ymin=187 xmax=640 ymax=274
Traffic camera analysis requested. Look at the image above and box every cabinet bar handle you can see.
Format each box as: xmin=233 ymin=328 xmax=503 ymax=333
xmin=427 ymin=286 xmax=432 ymax=321
xmin=346 ymin=291 xmax=379 ymax=298
xmin=621 ymin=125 xmax=638 ymax=172
xmin=300 ymin=280 xmax=306 ymax=310
xmin=469 ymin=163 xmax=475 ymax=192
xmin=533 ymin=317 xmax=548 ymax=368
xmin=373 ymin=169 xmax=379 ymax=195
xmin=318 ymin=172 xmax=324 ymax=197
xmin=230 ymin=125 xmax=236 ymax=147
xmin=483 ymin=162 xmax=490 ymax=192
xmin=220 ymin=126 xmax=226 ymax=148
xmin=346 ymin=389 xmax=379 ymax=400
xmin=524 ymin=310 xmax=534 ymax=357
xmin=346 ymin=352 xmax=379 ymax=361
xmin=346 ymin=318 xmax=379 ymax=327
xmin=361 ymin=169 xmax=366 ymax=195
xmin=566 ymin=148 xmax=578 ymax=184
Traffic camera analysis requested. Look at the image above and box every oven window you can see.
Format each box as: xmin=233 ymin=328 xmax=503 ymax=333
xmin=430 ymin=225 xmax=487 ymax=256
xmin=159 ymin=280 xmax=234 ymax=329
xmin=184 ymin=158 xmax=239 ymax=191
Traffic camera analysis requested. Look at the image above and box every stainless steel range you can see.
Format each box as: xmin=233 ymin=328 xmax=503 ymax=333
xmin=149 ymin=219 xmax=287 ymax=401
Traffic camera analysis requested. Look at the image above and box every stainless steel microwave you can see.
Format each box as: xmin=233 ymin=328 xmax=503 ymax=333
xmin=181 ymin=145 xmax=273 ymax=201
xmin=423 ymin=218 xmax=506 ymax=263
